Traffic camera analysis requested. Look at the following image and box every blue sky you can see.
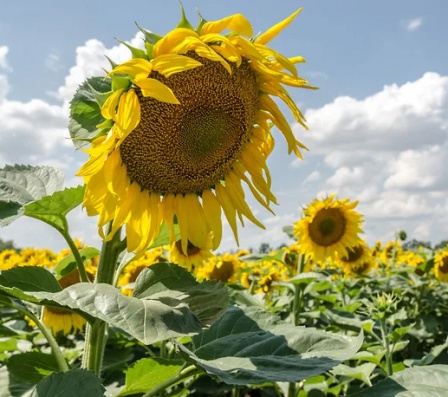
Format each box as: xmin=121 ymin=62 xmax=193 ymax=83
xmin=1 ymin=1 xmax=448 ymax=252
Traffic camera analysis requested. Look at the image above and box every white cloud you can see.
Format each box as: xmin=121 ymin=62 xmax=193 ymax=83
xmin=45 ymin=52 xmax=64 ymax=72
xmin=0 ymin=46 xmax=11 ymax=71
xmin=405 ymin=17 xmax=423 ymax=31
xmin=57 ymin=33 xmax=144 ymax=104
xmin=288 ymin=72 xmax=448 ymax=246
xmin=302 ymin=170 xmax=320 ymax=184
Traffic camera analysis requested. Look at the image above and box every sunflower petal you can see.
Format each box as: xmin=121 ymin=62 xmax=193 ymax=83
xmin=152 ymin=54 xmax=203 ymax=77
xmin=101 ymin=89 xmax=124 ymax=120
xmin=107 ymin=58 xmax=153 ymax=80
xmin=202 ymin=189 xmax=222 ymax=250
xmin=153 ymin=28 xmax=199 ymax=57
xmin=135 ymin=78 xmax=180 ymax=104
xmin=114 ymin=89 xmax=141 ymax=139
xmin=255 ymin=8 xmax=302 ymax=45
xmin=201 ymin=14 xmax=253 ymax=37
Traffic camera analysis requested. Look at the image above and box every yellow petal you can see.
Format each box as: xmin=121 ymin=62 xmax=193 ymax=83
xmin=107 ymin=58 xmax=153 ymax=80
xmin=175 ymin=194 xmax=189 ymax=254
xmin=254 ymin=8 xmax=302 ymax=45
xmin=184 ymin=193 xmax=208 ymax=249
xmin=101 ymin=89 xmax=124 ymax=120
xmin=153 ymin=28 xmax=199 ymax=57
xmin=201 ymin=14 xmax=253 ymax=37
xmin=152 ymin=54 xmax=202 ymax=77
xmin=161 ymin=193 xmax=176 ymax=242
xmin=202 ymin=189 xmax=222 ymax=250
xmin=115 ymin=89 xmax=141 ymax=139
xmin=215 ymin=183 xmax=239 ymax=245
xmin=135 ymin=78 xmax=180 ymax=104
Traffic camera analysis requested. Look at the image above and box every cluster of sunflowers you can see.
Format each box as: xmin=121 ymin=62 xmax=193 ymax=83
xmin=2 ymin=194 xmax=447 ymax=336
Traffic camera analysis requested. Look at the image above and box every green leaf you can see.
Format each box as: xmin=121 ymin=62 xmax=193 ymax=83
xmin=0 ymin=267 xmax=62 ymax=294
xmin=133 ymin=262 xmax=229 ymax=326
xmin=0 ymin=338 xmax=18 ymax=353
xmin=115 ymin=39 xmax=148 ymax=60
xmin=388 ymin=323 xmax=415 ymax=343
xmin=135 ymin=22 xmax=163 ymax=45
xmin=331 ymin=363 xmax=376 ymax=387
xmin=178 ymin=306 xmax=363 ymax=385
xmin=69 ymin=77 xmax=112 ymax=149
xmin=348 ymin=365 xmax=448 ymax=397
xmin=116 ymin=358 xmax=183 ymax=396
xmin=30 ymin=282 xmax=203 ymax=344
xmin=54 ymin=247 xmax=100 ymax=277
xmin=289 ymin=272 xmax=325 ymax=286
xmin=0 ymin=165 xmax=64 ymax=227
xmin=7 ymin=352 xmax=59 ymax=384
xmin=0 ymin=365 xmax=33 ymax=397
xmin=404 ymin=338 xmax=448 ymax=367
xmin=24 ymin=186 xmax=85 ymax=233
xmin=30 ymin=368 xmax=105 ymax=397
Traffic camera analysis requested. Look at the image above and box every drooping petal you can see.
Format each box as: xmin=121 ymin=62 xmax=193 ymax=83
xmin=101 ymin=89 xmax=124 ymax=120
xmin=153 ymin=28 xmax=199 ymax=57
xmin=114 ymin=89 xmax=141 ymax=139
xmin=202 ymin=189 xmax=222 ymax=250
xmin=135 ymin=78 xmax=180 ymax=104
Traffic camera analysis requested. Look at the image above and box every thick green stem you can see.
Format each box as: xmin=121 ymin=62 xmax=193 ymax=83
xmin=62 ymin=231 xmax=89 ymax=283
xmin=140 ymin=365 xmax=201 ymax=397
xmin=380 ymin=317 xmax=393 ymax=376
xmin=287 ymin=382 xmax=296 ymax=397
xmin=14 ymin=303 xmax=69 ymax=372
xmin=82 ymin=225 xmax=124 ymax=375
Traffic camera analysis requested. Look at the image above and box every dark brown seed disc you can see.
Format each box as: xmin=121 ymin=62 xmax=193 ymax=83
xmin=308 ymin=208 xmax=347 ymax=247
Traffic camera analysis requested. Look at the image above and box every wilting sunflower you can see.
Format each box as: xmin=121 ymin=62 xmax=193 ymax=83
xmin=337 ymin=240 xmax=374 ymax=277
xmin=76 ymin=7 xmax=313 ymax=255
xmin=294 ymin=195 xmax=363 ymax=262
xmin=434 ymin=250 xmax=448 ymax=283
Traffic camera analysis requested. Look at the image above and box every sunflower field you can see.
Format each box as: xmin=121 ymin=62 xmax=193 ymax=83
xmin=0 ymin=6 xmax=447 ymax=397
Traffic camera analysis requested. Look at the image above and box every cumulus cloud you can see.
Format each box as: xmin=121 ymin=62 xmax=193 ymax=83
xmin=0 ymin=46 xmax=11 ymax=70
xmin=290 ymin=72 xmax=448 ymax=245
xmin=405 ymin=17 xmax=423 ymax=31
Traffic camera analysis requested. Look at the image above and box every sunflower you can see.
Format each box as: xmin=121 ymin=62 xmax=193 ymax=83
xmin=42 ymin=269 xmax=95 ymax=335
xmin=434 ymin=250 xmax=448 ymax=283
xmin=76 ymin=7 xmax=313 ymax=255
xmin=169 ymin=235 xmax=213 ymax=269
xmin=294 ymin=195 xmax=363 ymax=262
xmin=337 ymin=240 xmax=374 ymax=277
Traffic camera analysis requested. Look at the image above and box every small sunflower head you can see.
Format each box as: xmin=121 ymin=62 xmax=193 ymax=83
xmin=434 ymin=250 xmax=448 ymax=282
xmin=294 ymin=195 xmax=363 ymax=262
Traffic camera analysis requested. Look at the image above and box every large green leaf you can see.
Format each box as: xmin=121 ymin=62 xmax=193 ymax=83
xmin=7 ymin=352 xmax=59 ymax=384
xmin=133 ymin=263 xmax=229 ymax=326
xmin=0 ymin=365 xmax=33 ymax=397
xmin=0 ymin=267 xmax=62 ymax=294
xmin=0 ymin=165 xmax=64 ymax=227
xmin=69 ymin=77 xmax=111 ymax=149
xmin=178 ymin=306 xmax=363 ymax=385
xmin=30 ymin=284 xmax=201 ymax=344
xmin=116 ymin=358 xmax=183 ymax=396
xmin=349 ymin=365 xmax=448 ymax=397
xmin=54 ymin=247 xmax=100 ymax=277
xmin=24 ymin=186 xmax=85 ymax=233
xmin=30 ymin=369 xmax=105 ymax=397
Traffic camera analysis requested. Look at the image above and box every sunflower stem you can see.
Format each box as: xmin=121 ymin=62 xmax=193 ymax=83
xmin=380 ymin=316 xmax=393 ymax=376
xmin=13 ymin=303 xmax=69 ymax=372
xmin=82 ymin=225 xmax=124 ymax=375
xmin=139 ymin=365 xmax=201 ymax=397
xmin=62 ymin=231 xmax=90 ymax=283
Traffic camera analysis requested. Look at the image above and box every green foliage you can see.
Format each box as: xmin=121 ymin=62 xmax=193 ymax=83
xmin=0 ymin=238 xmax=16 ymax=252
xmin=30 ymin=369 xmax=105 ymax=397
xmin=69 ymin=77 xmax=112 ymax=149
xmin=54 ymin=247 xmax=100 ymax=277
xmin=178 ymin=306 xmax=363 ymax=385
xmin=7 ymin=352 xmax=59 ymax=384
xmin=0 ymin=165 xmax=64 ymax=227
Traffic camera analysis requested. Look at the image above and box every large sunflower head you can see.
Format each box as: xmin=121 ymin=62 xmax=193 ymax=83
xmin=75 ymin=7 xmax=313 ymax=255
xmin=294 ymin=195 xmax=363 ymax=262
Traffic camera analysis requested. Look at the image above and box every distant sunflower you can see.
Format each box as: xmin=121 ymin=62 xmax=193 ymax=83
xmin=170 ymin=235 xmax=213 ymax=269
xmin=434 ymin=250 xmax=448 ymax=282
xmin=338 ymin=240 xmax=373 ymax=276
xmin=76 ymin=7 xmax=313 ymax=255
xmin=294 ymin=195 xmax=363 ymax=262
xmin=42 ymin=269 xmax=94 ymax=335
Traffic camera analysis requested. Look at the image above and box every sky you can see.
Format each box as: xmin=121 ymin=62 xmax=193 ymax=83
xmin=1 ymin=0 xmax=448 ymax=253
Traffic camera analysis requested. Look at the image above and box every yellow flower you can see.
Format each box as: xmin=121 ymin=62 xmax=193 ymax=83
xmin=380 ymin=240 xmax=402 ymax=265
xmin=42 ymin=269 xmax=94 ymax=335
xmin=338 ymin=240 xmax=374 ymax=277
xmin=170 ymin=236 xmax=213 ymax=270
xmin=294 ymin=195 xmax=363 ymax=262
xmin=434 ymin=250 xmax=448 ymax=282
xmin=76 ymin=8 xmax=313 ymax=255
